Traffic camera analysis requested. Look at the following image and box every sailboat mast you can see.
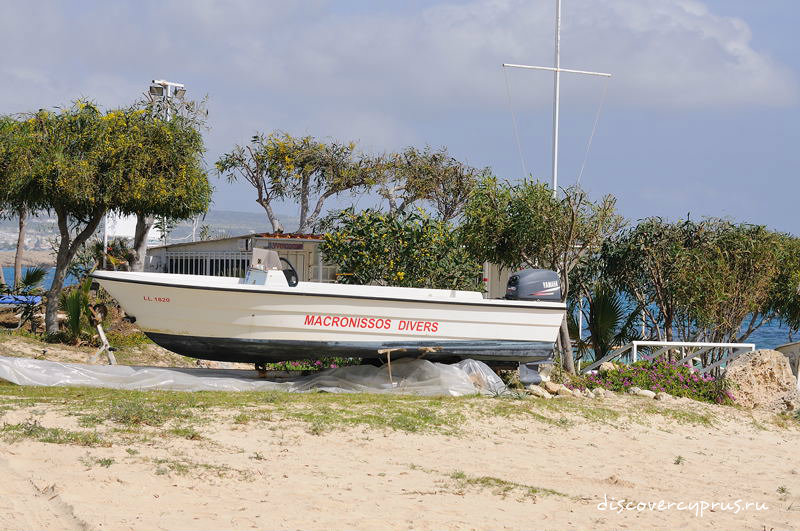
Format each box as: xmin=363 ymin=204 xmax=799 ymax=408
xmin=502 ymin=2 xmax=611 ymax=192
xmin=551 ymin=0 xmax=562 ymax=197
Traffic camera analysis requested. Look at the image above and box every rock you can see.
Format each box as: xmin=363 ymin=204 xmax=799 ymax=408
xmin=572 ymin=389 xmax=585 ymax=398
xmin=629 ymin=386 xmax=642 ymax=395
xmin=599 ymin=362 xmax=616 ymax=374
xmin=527 ymin=385 xmax=552 ymax=399
xmin=557 ymin=387 xmax=573 ymax=397
xmin=724 ymin=349 xmax=800 ymax=412
xmin=585 ymin=389 xmax=596 ymax=399
xmin=655 ymin=392 xmax=671 ymax=401
xmin=543 ymin=381 xmax=562 ymax=394
xmin=592 ymin=388 xmax=606 ymax=398
xmin=635 ymin=389 xmax=656 ymax=399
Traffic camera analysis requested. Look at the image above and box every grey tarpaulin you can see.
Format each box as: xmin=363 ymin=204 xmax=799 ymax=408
xmin=0 ymin=356 xmax=506 ymax=397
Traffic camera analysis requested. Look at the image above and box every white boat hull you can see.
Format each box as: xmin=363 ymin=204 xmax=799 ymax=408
xmin=92 ymin=271 xmax=565 ymax=364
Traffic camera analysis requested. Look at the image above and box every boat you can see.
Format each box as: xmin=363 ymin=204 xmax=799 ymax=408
xmin=92 ymin=250 xmax=565 ymax=366
xmin=775 ymin=341 xmax=800 ymax=389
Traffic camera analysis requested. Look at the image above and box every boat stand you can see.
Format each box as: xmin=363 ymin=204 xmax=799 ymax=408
xmin=377 ymin=346 xmax=442 ymax=385
xmin=89 ymin=323 xmax=117 ymax=365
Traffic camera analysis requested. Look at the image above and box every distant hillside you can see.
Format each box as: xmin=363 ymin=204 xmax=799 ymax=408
xmin=169 ymin=210 xmax=300 ymax=241
xmin=0 ymin=210 xmax=300 ymax=250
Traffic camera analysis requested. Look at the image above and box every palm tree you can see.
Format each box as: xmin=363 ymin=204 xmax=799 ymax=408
xmin=570 ymin=286 xmax=642 ymax=365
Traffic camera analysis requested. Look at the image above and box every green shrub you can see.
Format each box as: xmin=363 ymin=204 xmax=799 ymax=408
xmin=577 ymin=359 xmax=734 ymax=404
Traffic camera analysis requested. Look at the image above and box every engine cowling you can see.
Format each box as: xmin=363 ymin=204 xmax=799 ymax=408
xmin=505 ymin=269 xmax=561 ymax=301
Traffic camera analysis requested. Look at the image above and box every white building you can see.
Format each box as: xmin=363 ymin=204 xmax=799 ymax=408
xmin=146 ymin=232 xmax=512 ymax=298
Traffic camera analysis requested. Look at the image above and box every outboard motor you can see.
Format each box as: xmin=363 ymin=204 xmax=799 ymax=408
xmin=505 ymin=269 xmax=561 ymax=301
xmin=505 ymin=269 xmax=562 ymax=386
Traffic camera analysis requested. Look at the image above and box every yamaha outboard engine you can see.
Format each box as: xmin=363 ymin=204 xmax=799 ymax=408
xmin=505 ymin=269 xmax=562 ymax=386
xmin=505 ymin=269 xmax=561 ymax=301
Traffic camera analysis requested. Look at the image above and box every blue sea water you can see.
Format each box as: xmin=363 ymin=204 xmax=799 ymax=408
xmin=2 ymin=266 xmax=76 ymax=291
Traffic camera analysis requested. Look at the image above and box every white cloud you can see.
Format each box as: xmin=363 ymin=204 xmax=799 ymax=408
xmin=164 ymin=0 xmax=797 ymax=111
xmin=0 ymin=0 xmax=796 ymax=152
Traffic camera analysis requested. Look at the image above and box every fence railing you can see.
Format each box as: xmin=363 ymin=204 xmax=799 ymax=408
xmin=580 ymin=340 xmax=756 ymax=377
xmin=160 ymin=251 xmax=337 ymax=283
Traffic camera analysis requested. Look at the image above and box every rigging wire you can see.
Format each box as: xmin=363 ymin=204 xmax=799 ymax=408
xmin=502 ymin=66 xmax=529 ymax=178
xmin=575 ymin=76 xmax=610 ymax=187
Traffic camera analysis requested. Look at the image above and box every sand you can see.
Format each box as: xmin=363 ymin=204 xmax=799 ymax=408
xmin=0 ymin=340 xmax=798 ymax=530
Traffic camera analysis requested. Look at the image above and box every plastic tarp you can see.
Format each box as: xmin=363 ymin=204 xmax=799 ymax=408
xmin=0 ymin=356 xmax=506 ymax=397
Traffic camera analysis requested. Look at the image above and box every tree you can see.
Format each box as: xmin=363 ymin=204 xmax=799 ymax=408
xmin=461 ymin=179 xmax=624 ymax=373
xmin=126 ymin=98 xmax=211 ymax=271
xmin=769 ymin=233 xmax=800 ymax=333
xmin=21 ymin=101 xmax=210 ymax=333
xmin=602 ymin=218 xmax=692 ymax=343
xmin=216 ymin=132 xmax=377 ymax=234
xmin=0 ymin=115 xmax=36 ymax=291
xmin=377 ymin=146 xmax=487 ymax=222
xmin=320 ymin=208 xmax=483 ymax=291
xmin=602 ymin=218 xmax=799 ymax=347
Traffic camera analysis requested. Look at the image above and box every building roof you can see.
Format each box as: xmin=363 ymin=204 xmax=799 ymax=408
xmin=149 ymin=232 xmax=324 ymax=251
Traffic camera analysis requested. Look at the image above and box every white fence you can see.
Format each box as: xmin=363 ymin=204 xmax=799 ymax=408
xmin=580 ymin=340 xmax=756 ymax=376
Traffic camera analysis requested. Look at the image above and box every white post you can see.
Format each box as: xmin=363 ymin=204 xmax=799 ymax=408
xmin=551 ymin=0 xmax=562 ymax=197
xmin=641 ymin=309 xmax=645 ymax=337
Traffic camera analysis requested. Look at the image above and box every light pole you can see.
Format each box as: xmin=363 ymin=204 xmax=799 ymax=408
xmin=148 ymin=79 xmax=186 ymax=246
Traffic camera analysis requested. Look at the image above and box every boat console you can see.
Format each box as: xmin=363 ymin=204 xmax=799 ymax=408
xmin=243 ymin=248 xmax=298 ymax=287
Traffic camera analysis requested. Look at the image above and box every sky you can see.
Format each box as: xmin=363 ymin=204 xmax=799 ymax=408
xmin=1 ymin=0 xmax=798 ymax=233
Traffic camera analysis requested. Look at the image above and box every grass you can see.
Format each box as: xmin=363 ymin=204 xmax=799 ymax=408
xmin=674 ymin=455 xmax=685 ymax=465
xmin=0 ymin=381 xmax=472 ymax=438
xmin=80 ymin=455 xmax=115 ymax=468
xmin=448 ymin=470 xmax=566 ymax=499
xmin=638 ymin=404 xmax=714 ymax=427
xmin=169 ymin=426 xmax=202 ymax=440
xmin=151 ymin=457 xmax=251 ymax=480
xmin=288 ymin=403 xmax=465 ymax=435
xmin=1 ymin=418 xmax=106 ymax=447
xmin=0 ymin=377 xmax=728 ymax=445
xmin=104 ymin=330 xmax=153 ymax=348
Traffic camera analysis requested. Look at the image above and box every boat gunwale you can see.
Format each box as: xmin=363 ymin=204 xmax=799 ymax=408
xmin=91 ymin=272 xmax=566 ymax=311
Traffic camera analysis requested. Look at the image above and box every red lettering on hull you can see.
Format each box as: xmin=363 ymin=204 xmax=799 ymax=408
xmin=302 ymin=314 xmax=438 ymax=333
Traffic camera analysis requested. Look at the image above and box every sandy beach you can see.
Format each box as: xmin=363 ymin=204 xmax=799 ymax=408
xmin=0 ymin=336 xmax=798 ymax=530
xmin=0 ymin=250 xmax=55 ymax=268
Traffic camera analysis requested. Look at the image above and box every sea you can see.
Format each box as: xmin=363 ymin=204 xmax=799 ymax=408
xmin=2 ymin=266 xmax=795 ymax=349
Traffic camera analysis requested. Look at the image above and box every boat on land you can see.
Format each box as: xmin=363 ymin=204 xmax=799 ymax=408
xmin=775 ymin=342 xmax=800 ymax=389
xmin=92 ymin=250 xmax=565 ymax=366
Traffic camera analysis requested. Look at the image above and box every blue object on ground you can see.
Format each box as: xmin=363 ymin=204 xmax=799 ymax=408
xmin=0 ymin=295 xmax=42 ymax=305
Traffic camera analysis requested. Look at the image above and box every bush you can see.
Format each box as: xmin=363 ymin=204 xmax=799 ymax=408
xmin=262 ymin=357 xmax=361 ymax=371
xmin=321 ymin=208 xmax=483 ymax=291
xmin=576 ymin=360 xmax=734 ymax=404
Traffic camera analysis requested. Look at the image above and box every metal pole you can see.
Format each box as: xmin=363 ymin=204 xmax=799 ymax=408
xmin=102 ymin=215 xmax=108 ymax=269
xmin=551 ymin=0 xmax=562 ymax=198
